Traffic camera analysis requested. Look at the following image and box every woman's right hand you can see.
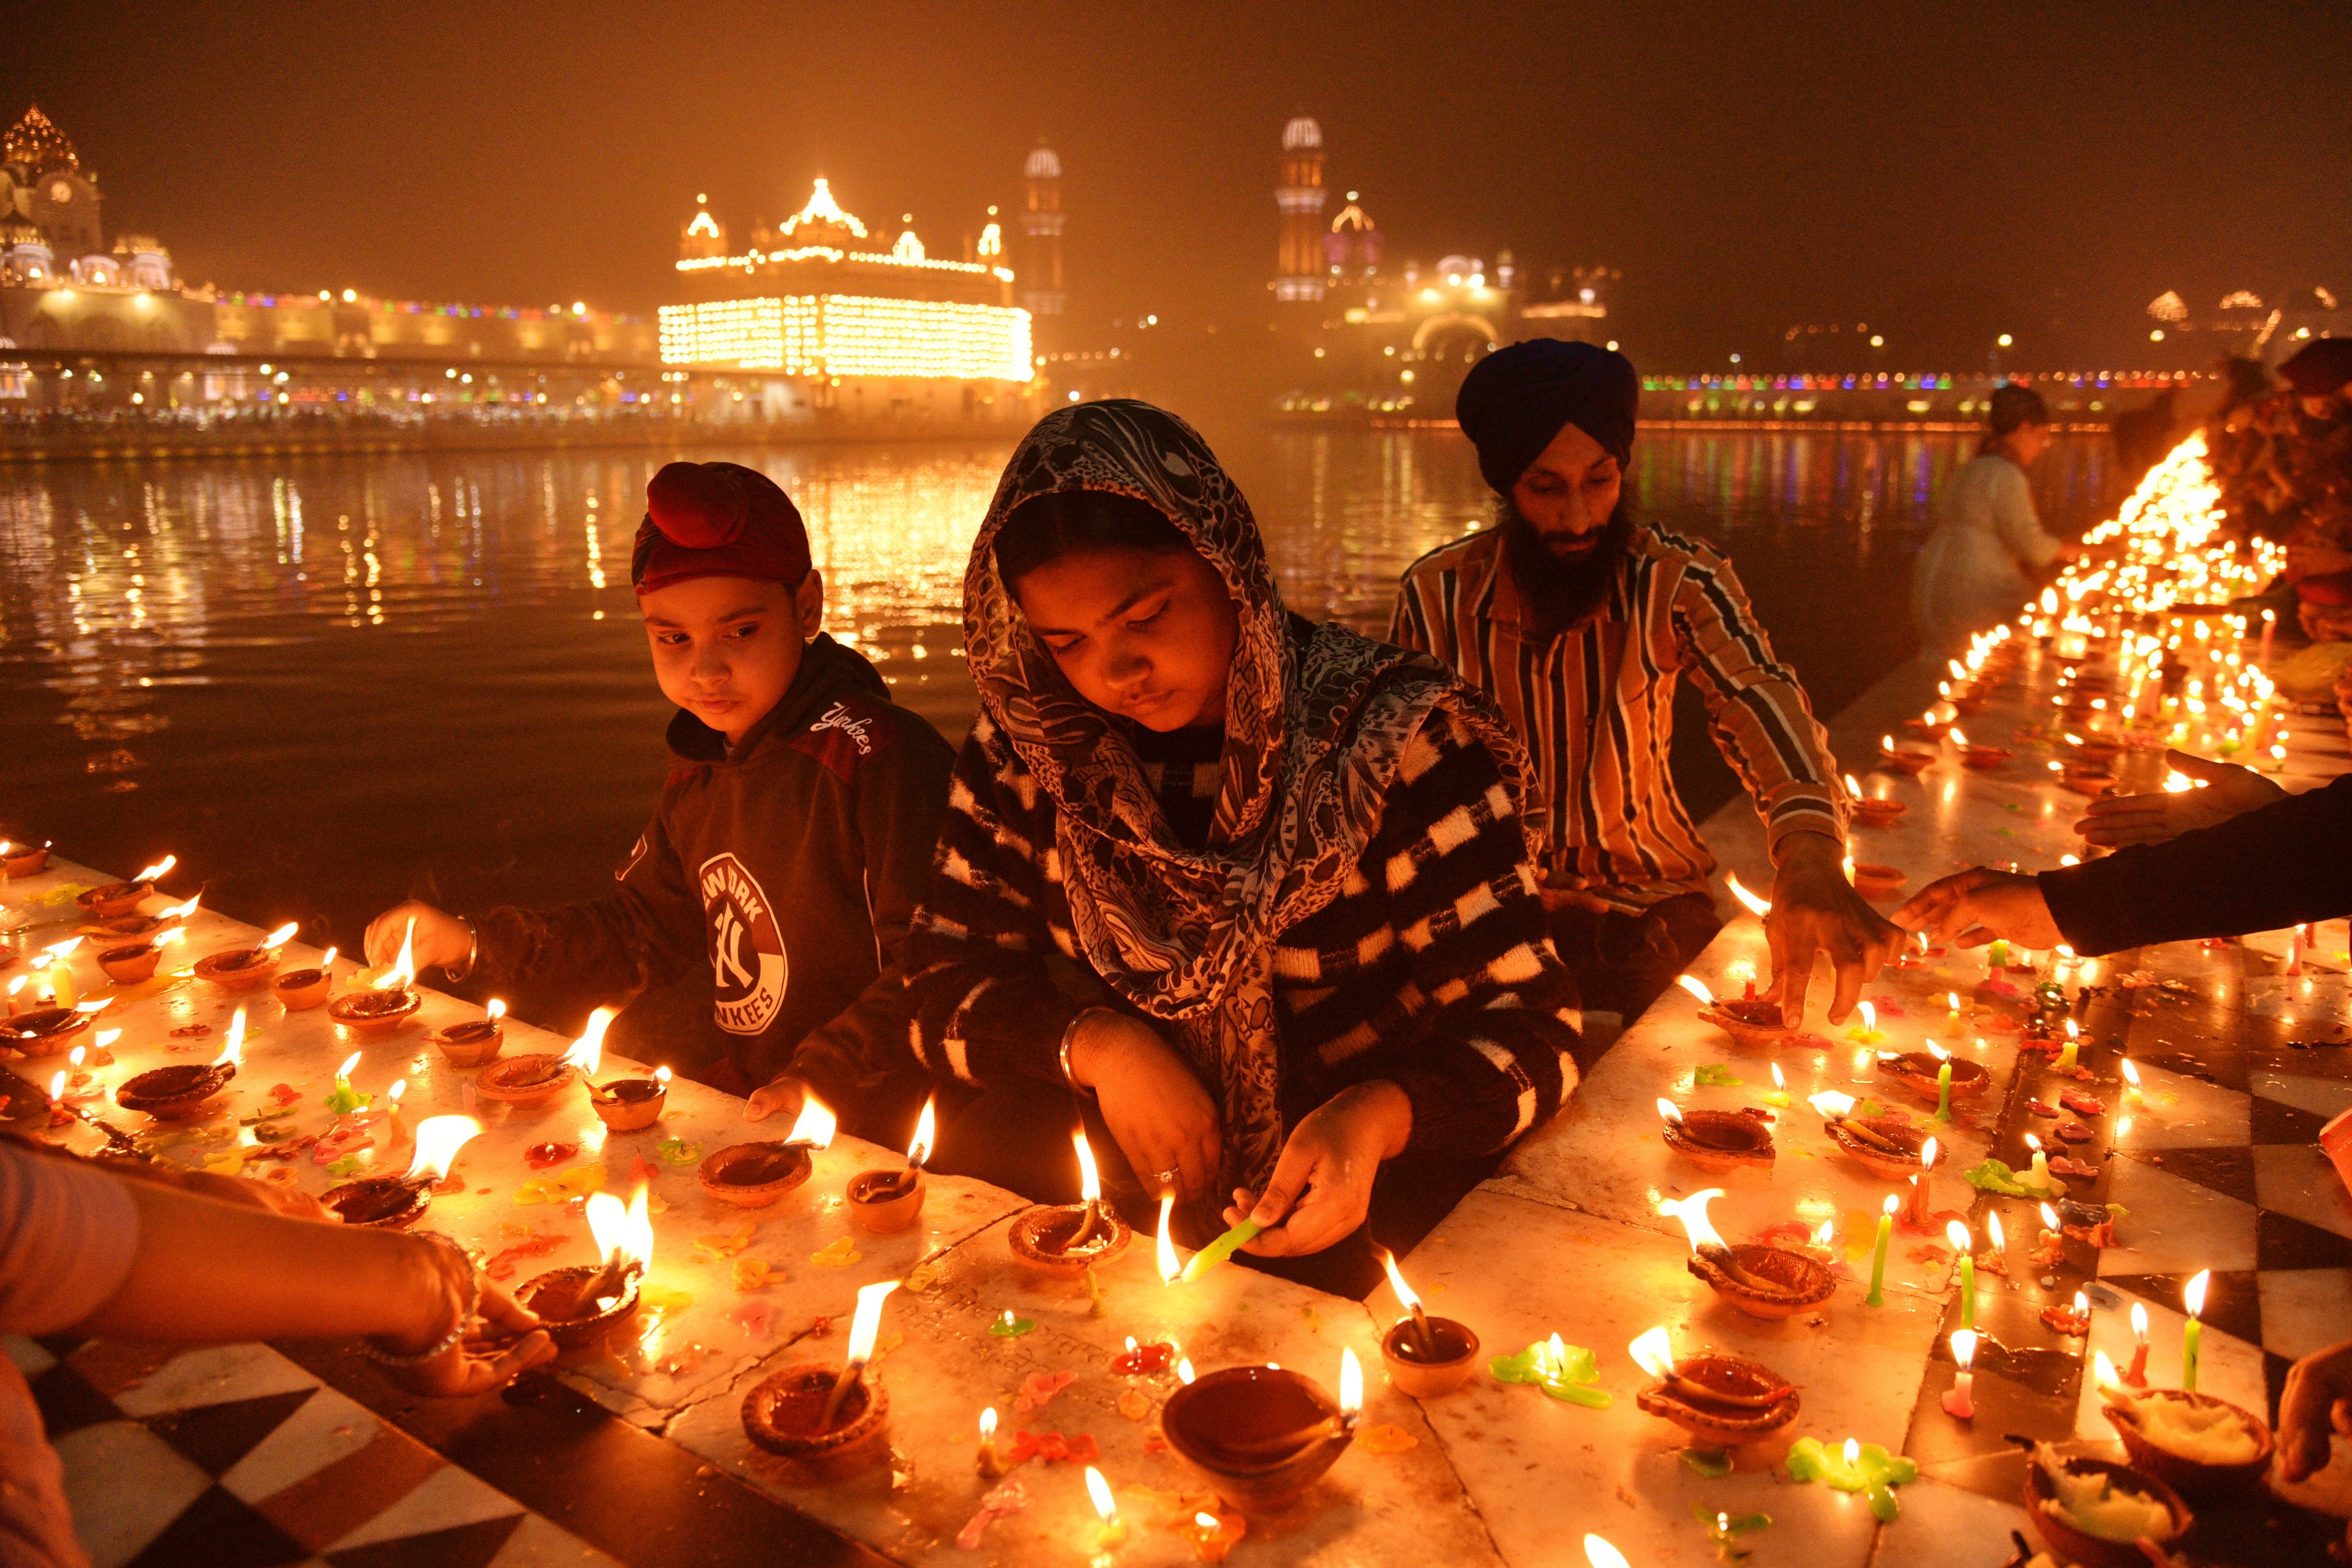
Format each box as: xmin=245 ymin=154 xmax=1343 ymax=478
xmin=363 ymin=901 xmax=473 ymax=973
xmin=1065 ymin=1011 xmax=1221 ymax=1207
xmin=375 ymin=1247 xmax=556 ymax=1399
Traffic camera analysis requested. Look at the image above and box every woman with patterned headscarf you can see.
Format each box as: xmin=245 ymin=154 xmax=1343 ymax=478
xmin=879 ymin=400 xmax=1581 ymax=1293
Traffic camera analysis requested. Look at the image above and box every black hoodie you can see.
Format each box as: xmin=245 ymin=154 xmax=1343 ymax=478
xmin=469 ymin=633 xmax=953 ymax=1101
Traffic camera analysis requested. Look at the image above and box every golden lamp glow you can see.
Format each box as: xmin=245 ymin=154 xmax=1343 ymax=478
xmin=1339 ymin=1347 xmax=1363 ymax=1415
xmin=785 ymin=1092 xmax=838 ymax=1149
xmin=845 ymin=1279 xmax=900 ymax=1367
xmin=905 ymin=1095 xmax=937 ymax=1169
xmin=1845 ymin=1437 xmax=1861 ymax=1468
xmin=216 ymin=1009 xmax=247 ymax=1069
xmin=2092 ymin=1349 xmax=2122 ymax=1393
xmin=1084 ymin=1465 xmax=1119 ymax=1529
xmin=1810 ymin=1090 xmax=1856 ymax=1118
xmin=1585 ymin=1536 xmax=1631 ymax=1568
xmin=1953 ymin=1328 xmax=1979 ymax=1373
xmin=1156 ymin=1193 xmax=1180 ymax=1284
xmin=258 ymin=922 xmax=298 ymax=952
xmin=1724 ymin=873 xmax=1770 ymax=919
xmin=1657 ymin=1098 xmax=1684 ymax=1125
xmin=1946 ymin=1219 xmax=1970 ymax=1253
xmin=334 ymin=1050 xmax=361 ymax=1082
xmin=1858 ymin=1000 xmax=1877 ymax=1033
xmin=131 ymin=855 xmax=176 ymax=884
xmin=980 ymin=1406 xmax=997 ymax=1442
xmin=1629 ymin=1325 xmax=1675 ymax=1381
xmin=2040 ymin=1201 xmax=2060 ymax=1230
xmin=1176 ymin=1357 xmax=1196 ymax=1385
xmin=158 ymin=892 xmax=202 ymax=920
xmin=403 ymin=1115 xmax=481 ymax=1183
xmin=1381 ymin=1250 xmax=1423 ymax=1315
xmin=1074 ymin=1130 xmax=1102 ymax=1204
xmin=1657 ymin=1188 xmax=1729 ymax=1253
xmin=560 ymin=1007 xmax=617 ymax=1077
xmin=1882 ymin=1194 xmax=1901 ymax=1219
xmin=2184 ymin=1268 xmax=2209 ymax=1319
xmin=1920 ymin=1136 xmax=1938 ymax=1171
xmin=2132 ymin=1302 xmax=2149 ymax=1340
xmin=380 ymin=918 xmax=418 ymax=991
xmin=486 ymin=998 xmax=508 ymax=1022
xmin=1675 ymin=973 xmax=1714 ymax=1006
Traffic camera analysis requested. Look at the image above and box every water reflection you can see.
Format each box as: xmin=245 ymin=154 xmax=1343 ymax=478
xmin=0 ymin=429 xmax=2109 ymax=948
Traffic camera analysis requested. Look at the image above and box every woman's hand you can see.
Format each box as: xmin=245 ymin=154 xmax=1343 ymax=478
xmin=1893 ymin=866 xmax=2065 ymax=950
xmin=1223 ymin=1082 xmax=1412 ymax=1259
xmin=1066 ymin=1012 xmax=1220 ymax=1206
xmin=2074 ymin=750 xmax=2286 ymax=848
xmin=2279 ymin=1337 xmax=2352 ymax=1483
xmin=363 ymin=900 xmax=472 ymax=973
xmin=372 ymin=1242 xmax=557 ymax=1398
xmin=743 ymin=1074 xmax=804 ymax=1125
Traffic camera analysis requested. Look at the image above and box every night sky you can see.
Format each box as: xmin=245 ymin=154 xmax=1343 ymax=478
xmin=6 ymin=2 xmax=2345 ymax=366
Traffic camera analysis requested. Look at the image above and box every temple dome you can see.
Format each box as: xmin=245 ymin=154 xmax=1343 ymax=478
xmin=1024 ymin=145 xmax=1061 ymax=179
xmin=1281 ymin=115 xmax=1322 ymax=151
xmin=4 ymin=106 xmax=78 ymax=173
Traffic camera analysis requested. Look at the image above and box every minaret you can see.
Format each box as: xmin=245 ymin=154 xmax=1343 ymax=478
xmin=1019 ymin=143 xmax=1065 ymax=320
xmin=1275 ymin=116 xmax=1327 ymax=303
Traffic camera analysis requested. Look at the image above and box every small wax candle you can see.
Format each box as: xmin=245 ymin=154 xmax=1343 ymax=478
xmin=2182 ymin=1268 xmax=2208 ymax=1393
xmin=2124 ymin=1301 xmax=2150 ymax=1388
xmin=976 ymin=1406 xmax=1003 ymax=1477
xmin=1946 ymin=1220 xmax=1974 ymax=1332
xmin=1940 ymin=1329 xmax=1977 ymax=1420
xmin=1932 ymin=1057 xmax=1954 ymax=1123
xmin=2056 ymin=1020 xmax=2080 ymax=1072
xmin=1866 ymin=1194 xmax=1896 ymax=1308
xmin=1986 ymin=938 xmax=2008 ymax=972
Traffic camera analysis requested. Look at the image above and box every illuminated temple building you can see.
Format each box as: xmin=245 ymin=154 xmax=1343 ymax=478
xmin=658 ymin=175 xmax=1041 ymax=421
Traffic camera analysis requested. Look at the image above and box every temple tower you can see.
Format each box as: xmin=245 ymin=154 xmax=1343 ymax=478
xmin=1019 ymin=143 xmax=1065 ymax=320
xmin=1275 ymin=116 xmax=1327 ymax=303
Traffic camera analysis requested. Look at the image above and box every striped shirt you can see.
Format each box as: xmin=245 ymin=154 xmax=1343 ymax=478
xmin=1387 ymin=522 xmax=1845 ymax=911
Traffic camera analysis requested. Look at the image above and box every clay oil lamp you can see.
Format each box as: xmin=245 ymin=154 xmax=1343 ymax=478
xmin=1809 ymin=1091 xmax=1939 ymax=1181
xmin=1676 ymin=972 xmax=1790 ymax=1051
xmin=1009 ymin=1130 xmax=1132 ymax=1276
xmin=194 ymin=921 xmax=299 ymax=993
xmin=741 ymin=1279 xmax=902 ymax=1482
xmin=2095 ymin=1362 xmax=2274 ymax=1501
xmin=1 ymin=839 xmax=52 ymax=878
xmin=698 ymin=1093 xmax=832 ymax=1208
xmin=1900 ymin=709 xmax=1951 ymax=742
xmin=1876 ymin=734 xmax=1937 ymax=775
xmin=1844 ymin=774 xmax=1907 ymax=828
xmin=1378 ymin=1250 xmax=1478 ymax=1398
xmin=80 ymin=891 xmax=200 ymax=946
xmin=322 ymin=1114 xmax=481 ymax=1229
xmin=98 ymin=925 xmax=187 ymax=986
xmin=1879 ymin=1049 xmax=1988 ymax=1107
xmin=521 ymin=1184 xmax=654 ymax=1350
xmin=477 ymin=1005 xmax=610 ymax=1110
xmin=1658 ymin=1188 xmax=1833 ymax=1321
xmin=424 ymin=998 xmax=506 ymax=1066
xmin=1161 ymin=1348 xmax=1361 ymax=1515
xmin=1948 ymin=728 xmax=2011 ymax=770
xmin=846 ymin=1095 xmax=934 ymax=1234
xmin=76 ymin=856 xmax=177 ymax=921
xmin=1658 ymin=1098 xmax=1774 ymax=1175
xmin=1628 ymin=1325 xmax=1798 ymax=1447
xmin=586 ymin=1056 xmax=672 ymax=1134
xmin=327 ymin=922 xmax=424 ymax=1037
xmin=1848 ymin=858 xmax=1906 ymax=901
xmin=0 ymin=998 xmax=107 ymax=1058
xmin=117 ymin=1006 xmax=243 ymax=1121
xmin=2023 ymin=1444 xmax=2190 ymax=1568
xmin=2069 ymin=731 xmax=2126 ymax=766
xmin=271 ymin=947 xmax=339 ymax=1011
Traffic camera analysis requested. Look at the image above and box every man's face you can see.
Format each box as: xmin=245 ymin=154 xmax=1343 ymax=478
xmin=639 ymin=571 xmax=824 ymax=744
xmin=1509 ymin=421 xmax=1623 ymax=559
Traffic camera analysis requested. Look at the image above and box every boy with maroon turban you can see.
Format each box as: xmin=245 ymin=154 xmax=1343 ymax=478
xmin=366 ymin=462 xmax=952 ymax=1117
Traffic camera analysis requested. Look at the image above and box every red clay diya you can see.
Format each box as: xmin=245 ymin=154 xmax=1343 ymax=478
xmin=75 ymin=880 xmax=157 ymax=920
xmin=320 ymin=1174 xmax=432 ymax=1229
xmin=847 ymin=1097 xmax=933 ymax=1235
xmin=1876 ymin=745 xmax=1937 ymax=775
xmin=116 ymin=1060 xmax=236 ymax=1121
xmin=193 ymin=946 xmax=284 ymax=992
xmin=1660 ymin=1104 xmax=1776 ymax=1174
xmin=1 ymin=842 xmax=50 ymax=877
xmin=328 ymin=986 xmax=421 ymax=1036
xmin=1850 ymin=862 xmax=1907 ymax=900
xmin=97 ymin=941 xmax=165 ymax=985
xmin=587 ymin=1071 xmax=669 ymax=1132
xmin=77 ymin=913 xmax=173 ymax=943
xmin=2101 ymin=1389 xmax=2274 ymax=1501
xmin=2071 ymin=735 xmax=2126 ymax=764
xmin=271 ymin=962 xmax=337 ymax=1011
xmin=697 ymin=1140 xmax=813 ymax=1208
xmin=2024 ymin=1451 xmax=2191 ymax=1568
xmin=1660 ymin=1189 xmax=1836 ymax=1321
xmin=1009 ymin=1201 xmax=1133 ymax=1278
xmin=473 ymin=1052 xmax=575 ymax=1109
xmin=1822 ymin=1112 xmax=1941 ymax=1180
xmin=1850 ymin=796 xmax=1908 ymax=827
xmin=0 ymin=1006 xmax=94 ymax=1058
xmin=1879 ymin=1050 xmax=1989 ymax=1105
xmin=1634 ymin=1351 xmax=1800 ymax=1447
xmin=425 ymin=1007 xmax=506 ymax=1067
xmin=2059 ymin=770 xmax=2117 ymax=798
xmin=1958 ymin=744 xmax=2013 ymax=769
xmin=1380 ymin=1316 xmax=1480 ymax=1399
xmin=741 ymin=1363 xmax=891 ymax=1482
xmin=1161 ymin=1365 xmax=1357 ymax=1514
xmin=1697 ymin=995 xmax=1793 ymax=1050
xmin=519 ymin=1263 xmax=643 ymax=1350
xmin=1901 ymin=717 xmax=1951 ymax=741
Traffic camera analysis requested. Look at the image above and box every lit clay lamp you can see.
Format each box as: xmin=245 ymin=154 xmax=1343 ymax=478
xmin=1879 ymin=1049 xmax=1989 ymax=1108
xmin=193 ymin=921 xmax=300 ymax=993
xmin=1844 ymin=853 xmax=1907 ymax=902
xmin=1161 ymin=1348 xmax=1361 ymax=1515
xmin=1844 ymin=774 xmax=1907 ymax=828
xmin=520 ymin=1184 xmax=653 ymax=1351
xmin=587 ymin=1062 xmax=672 ymax=1133
xmin=1809 ymin=1091 xmax=1939 ymax=1181
xmin=476 ymin=1005 xmax=610 ymax=1111
xmin=1628 ymin=1325 xmax=1799 ymax=1448
xmin=0 ymin=839 xmax=52 ymax=878
xmin=1 ymin=1000 xmax=108 ymax=1059
xmin=75 ymin=856 xmax=177 ymax=921
xmin=1659 ymin=1188 xmax=1833 ymax=1321
xmin=1008 ymin=1130 xmax=1131 ymax=1277
xmin=116 ymin=1006 xmax=243 ymax=1121
xmin=2095 ymin=1357 xmax=2275 ymax=1502
xmin=1949 ymin=728 xmax=2011 ymax=770
xmin=425 ymin=998 xmax=507 ymax=1066
xmin=846 ymin=1095 xmax=935 ymax=1234
xmin=698 ymin=1094 xmax=833 ymax=1208
xmin=1658 ymin=1098 xmax=1775 ymax=1175
xmin=98 ymin=925 xmax=192 ymax=986
xmin=322 ymin=1114 xmax=481 ymax=1229
xmin=2058 ymin=764 xmax=2117 ymax=799
xmin=741 ymin=1280 xmax=901 ymax=1482
xmin=1378 ymin=1250 xmax=1479 ymax=1398
xmin=267 ymin=944 xmax=336 ymax=1009
xmin=1900 ymin=710 xmax=1951 ymax=742
xmin=1678 ymin=974 xmax=1791 ymax=1051
xmin=79 ymin=889 xmax=200 ymax=946
xmin=2070 ymin=733 xmax=2126 ymax=766
xmin=326 ymin=920 xmax=422 ymax=1037
xmin=2023 ymin=1443 xmax=2191 ymax=1568
xmin=1876 ymin=734 xmax=1937 ymax=775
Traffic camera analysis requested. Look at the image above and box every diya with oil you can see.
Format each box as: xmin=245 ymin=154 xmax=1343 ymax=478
xmin=586 ymin=1072 xmax=668 ymax=1132
xmin=1823 ymin=1112 xmax=1942 ymax=1180
xmin=1697 ymin=994 xmax=1793 ymax=1050
xmin=271 ymin=963 xmax=336 ymax=1011
xmin=0 ymin=1007 xmax=94 ymax=1058
xmin=697 ymin=1141 xmax=813 ymax=1209
xmin=1 ymin=843 xmax=50 ymax=878
xmin=115 ymin=1060 xmax=236 ymax=1121
xmin=2101 ymin=1388 xmax=2274 ymax=1501
xmin=1379 ymin=1314 xmax=1480 ymax=1399
xmin=1008 ymin=1199 xmax=1132 ymax=1278
xmin=328 ymin=986 xmax=421 ymax=1037
xmin=1635 ymin=1352 xmax=1800 ymax=1447
xmin=424 ymin=1016 xmax=505 ymax=1067
xmin=741 ymin=1363 xmax=892 ymax=1482
xmin=1161 ymin=1365 xmax=1357 ymax=1513
xmin=1660 ymin=1106 xmax=1776 ymax=1175
xmin=1879 ymin=1050 xmax=1989 ymax=1106
xmin=845 ymin=1167 xmax=926 ymax=1234
xmin=96 ymin=942 xmax=166 ymax=985
xmin=472 ymin=1051 xmax=576 ymax=1109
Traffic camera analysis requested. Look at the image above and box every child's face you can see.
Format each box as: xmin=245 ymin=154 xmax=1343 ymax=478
xmin=1011 ymin=545 xmax=1240 ymax=731
xmin=639 ymin=572 xmax=824 ymax=744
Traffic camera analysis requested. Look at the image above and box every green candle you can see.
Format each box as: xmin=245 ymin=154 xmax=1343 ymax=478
xmin=2182 ymin=1268 xmax=2209 ymax=1392
xmin=1180 ymin=1218 xmax=1262 ymax=1283
xmin=1932 ymin=1058 xmax=1954 ymax=1122
xmin=1987 ymin=938 xmax=2009 ymax=971
xmin=1947 ymin=1221 xmax=1975 ymax=1332
xmin=1866 ymin=1194 xmax=1896 ymax=1308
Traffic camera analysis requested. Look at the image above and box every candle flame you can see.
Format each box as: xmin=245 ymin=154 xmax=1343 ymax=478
xmin=1585 ymin=1537 xmax=1630 ymax=1568
xmin=1843 ymin=773 xmax=1862 ymax=799
xmin=1674 ymin=973 xmax=1714 ymax=1006
xmin=1987 ymin=1213 xmax=2005 ymax=1251
xmin=1340 ymin=1346 xmax=1363 ymax=1415
xmin=2073 ymin=1289 xmax=2088 ymax=1319
xmin=72 ymin=998 xmax=111 ymax=1016
xmin=979 ymin=1406 xmax=997 ymax=1441
xmin=1858 ymin=1000 xmax=1876 ymax=1033
xmin=1177 ymin=1357 xmax=1195 ymax=1385
xmin=1813 ymin=1218 xmax=1835 ymax=1248
xmin=906 ymin=1095 xmax=937 ymax=1170
xmin=1946 ymin=1219 xmax=1970 ymax=1253
xmin=2040 ymin=1202 xmax=2059 ymax=1229
xmin=1628 ymin=1325 xmax=1676 ymax=1381
xmin=379 ymin=918 xmax=418 ymax=990
xmin=1920 ymin=1136 xmax=1938 ymax=1170
xmin=158 ymin=892 xmax=202 ymax=921
xmin=2184 ymin=1268 xmax=2209 ymax=1318
xmin=845 ymin=1279 xmax=900 ymax=1366
xmin=1770 ymin=1063 xmax=1784 ymax=1089
xmin=259 ymin=922 xmax=298 ymax=952
xmin=43 ymin=937 xmax=83 ymax=962
xmin=1157 ymin=1193 xmax=1180 ymax=1284
xmin=215 ymin=1008 xmax=246 ymax=1069
xmin=335 ymin=1050 xmax=361 ymax=1080
xmin=1073 ymin=1129 xmax=1102 ymax=1203
xmin=1657 ymin=1188 xmax=1728 ymax=1254
xmin=403 ymin=1115 xmax=481 ymax=1183
xmin=1656 ymin=1098 xmax=1684 ymax=1126
xmin=2119 ymin=1058 xmax=2140 ymax=1087
xmin=1084 ymin=1465 xmax=1117 ymax=1523
xmin=2131 ymin=1301 xmax=2149 ymax=1340
xmin=784 ymin=1091 xmax=837 ymax=1149
xmin=654 ymin=1065 xmax=672 ymax=1085
xmin=1808 ymin=1090 xmax=1856 ymax=1118
xmin=560 ymin=1007 xmax=616 ymax=1077
xmin=94 ymin=1029 xmax=119 ymax=1049
xmin=49 ymin=1070 xmax=65 ymax=1101
xmin=1952 ymin=1328 xmax=1978 ymax=1371
xmin=67 ymin=1045 xmax=84 ymax=1069
xmin=2024 ymin=1132 xmax=2042 ymax=1153
xmin=1842 ymin=854 xmax=1856 ymax=883
xmin=1844 ymin=1438 xmax=1860 ymax=1468
xmin=1882 ymin=734 xmax=1898 ymax=753
xmin=1929 ymin=1042 xmax=1950 ymax=1062
xmin=385 ymin=1079 xmax=404 ymax=1104
xmin=1381 ymin=1249 xmax=1422 ymax=1315
xmin=1950 ymin=727 xmax=1969 ymax=749
xmin=1198 ymin=1512 xmax=1223 ymax=1531
xmin=1724 ymin=872 xmax=1770 ymax=919
xmin=1882 ymin=1194 xmax=1900 ymax=1217
xmin=131 ymin=855 xmax=176 ymax=884
xmin=2092 ymin=1349 xmax=2121 ymax=1393
xmin=2065 ymin=1019 xmax=2079 ymax=1042
xmin=486 ymin=998 xmax=507 ymax=1022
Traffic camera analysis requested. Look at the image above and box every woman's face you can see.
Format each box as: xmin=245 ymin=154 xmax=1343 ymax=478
xmin=1011 ymin=545 xmax=1241 ymax=730
xmin=2004 ymin=421 xmax=2052 ymax=466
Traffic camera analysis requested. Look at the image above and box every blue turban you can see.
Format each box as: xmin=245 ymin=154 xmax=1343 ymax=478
xmin=1455 ymin=340 xmax=1640 ymax=495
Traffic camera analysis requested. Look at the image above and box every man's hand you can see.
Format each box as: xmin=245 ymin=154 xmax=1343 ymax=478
xmin=1223 ymin=1081 xmax=1411 ymax=1259
xmin=1892 ymin=866 xmax=2065 ymax=950
xmin=1066 ymin=1012 xmax=1221 ymax=1207
xmin=363 ymin=900 xmax=473 ymax=974
xmin=744 ymin=1074 xmax=805 ymax=1125
xmin=1765 ymin=832 xmax=1905 ymax=1026
xmin=2075 ymin=749 xmax=2285 ymax=848
xmin=2278 ymin=1338 xmax=2352 ymax=1483
xmin=1539 ymin=872 xmax=1613 ymax=916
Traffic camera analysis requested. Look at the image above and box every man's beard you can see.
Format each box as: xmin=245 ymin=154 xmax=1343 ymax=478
xmin=1499 ymin=497 xmax=1632 ymax=641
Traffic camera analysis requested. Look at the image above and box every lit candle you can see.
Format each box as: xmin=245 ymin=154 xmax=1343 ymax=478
xmin=2119 ymin=1058 xmax=2141 ymax=1104
xmin=1986 ymin=1211 xmax=2006 ymax=1272
xmin=1585 ymin=1536 xmax=1630 ymax=1568
xmin=1940 ymin=1329 xmax=1977 ymax=1420
xmin=976 ymin=1406 xmax=1004 ymax=1477
xmin=1084 ymin=1464 xmax=1125 ymax=1550
xmin=1765 ymin=1061 xmax=1790 ymax=1107
xmin=2181 ymin=1268 xmax=2208 ymax=1393
xmin=1931 ymin=1045 xmax=1954 ymax=1123
xmin=325 ymin=1050 xmax=367 ymax=1114
xmin=1846 ymin=999 xmax=1883 ymax=1045
xmin=1907 ymin=1137 xmax=1938 ymax=1228
xmin=2024 ymin=1133 xmax=2052 ymax=1193
xmin=2035 ymin=1200 xmax=2065 ymax=1267
xmin=43 ymin=940 xmax=79 ymax=1008
xmin=1986 ymin=938 xmax=2009 ymax=973
xmin=2289 ymin=924 xmax=2309 ymax=978
xmin=2056 ymin=1019 xmax=2080 ymax=1072
xmin=2124 ymin=1302 xmax=2150 ymax=1388
xmin=1946 ymin=1220 xmax=1975 ymax=1332
xmin=1939 ymin=992 xmax=1966 ymax=1039
xmin=1866 ymin=1194 xmax=1897 ymax=1308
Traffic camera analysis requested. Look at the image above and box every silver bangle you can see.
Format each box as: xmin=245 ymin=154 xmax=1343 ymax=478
xmin=444 ymin=918 xmax=479 ymax=983
xmin=1059 ymin=1008 xmax=1107 ymax=1093
xmin=360 ymin=1232 xmax=477 ymax=1368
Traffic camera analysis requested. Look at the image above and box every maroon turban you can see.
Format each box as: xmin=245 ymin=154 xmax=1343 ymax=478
xmin=630 ymin=461 xmax=811 ymax=594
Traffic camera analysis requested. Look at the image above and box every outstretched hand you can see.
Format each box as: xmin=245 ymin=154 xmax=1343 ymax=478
xmin=2074 ymin=748 xmax=2284 ymax=848
xmin=380 ymin=1275 xmax=557 ymax=1398
xmin=743 ymin=1074 xmax=805 ymax=1125
xmin=1223 ymin=1081 xmax=1411 ymax=1259
xmin=1765 ymin=833 xmax=1905 ymax=1025
xmin=362 ymin=900 xmax=473 ymax=973
xmin=1892 ymin=866 xmax=2065 ymax=951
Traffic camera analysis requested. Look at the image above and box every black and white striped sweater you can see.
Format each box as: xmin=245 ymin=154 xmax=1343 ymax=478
xmin=895 ymin=704 xmax=1586 ymax=1161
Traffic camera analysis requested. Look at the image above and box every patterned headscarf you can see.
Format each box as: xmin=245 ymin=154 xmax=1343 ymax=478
xmin=964 ymin=400 xmax=1532 ymax=1207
